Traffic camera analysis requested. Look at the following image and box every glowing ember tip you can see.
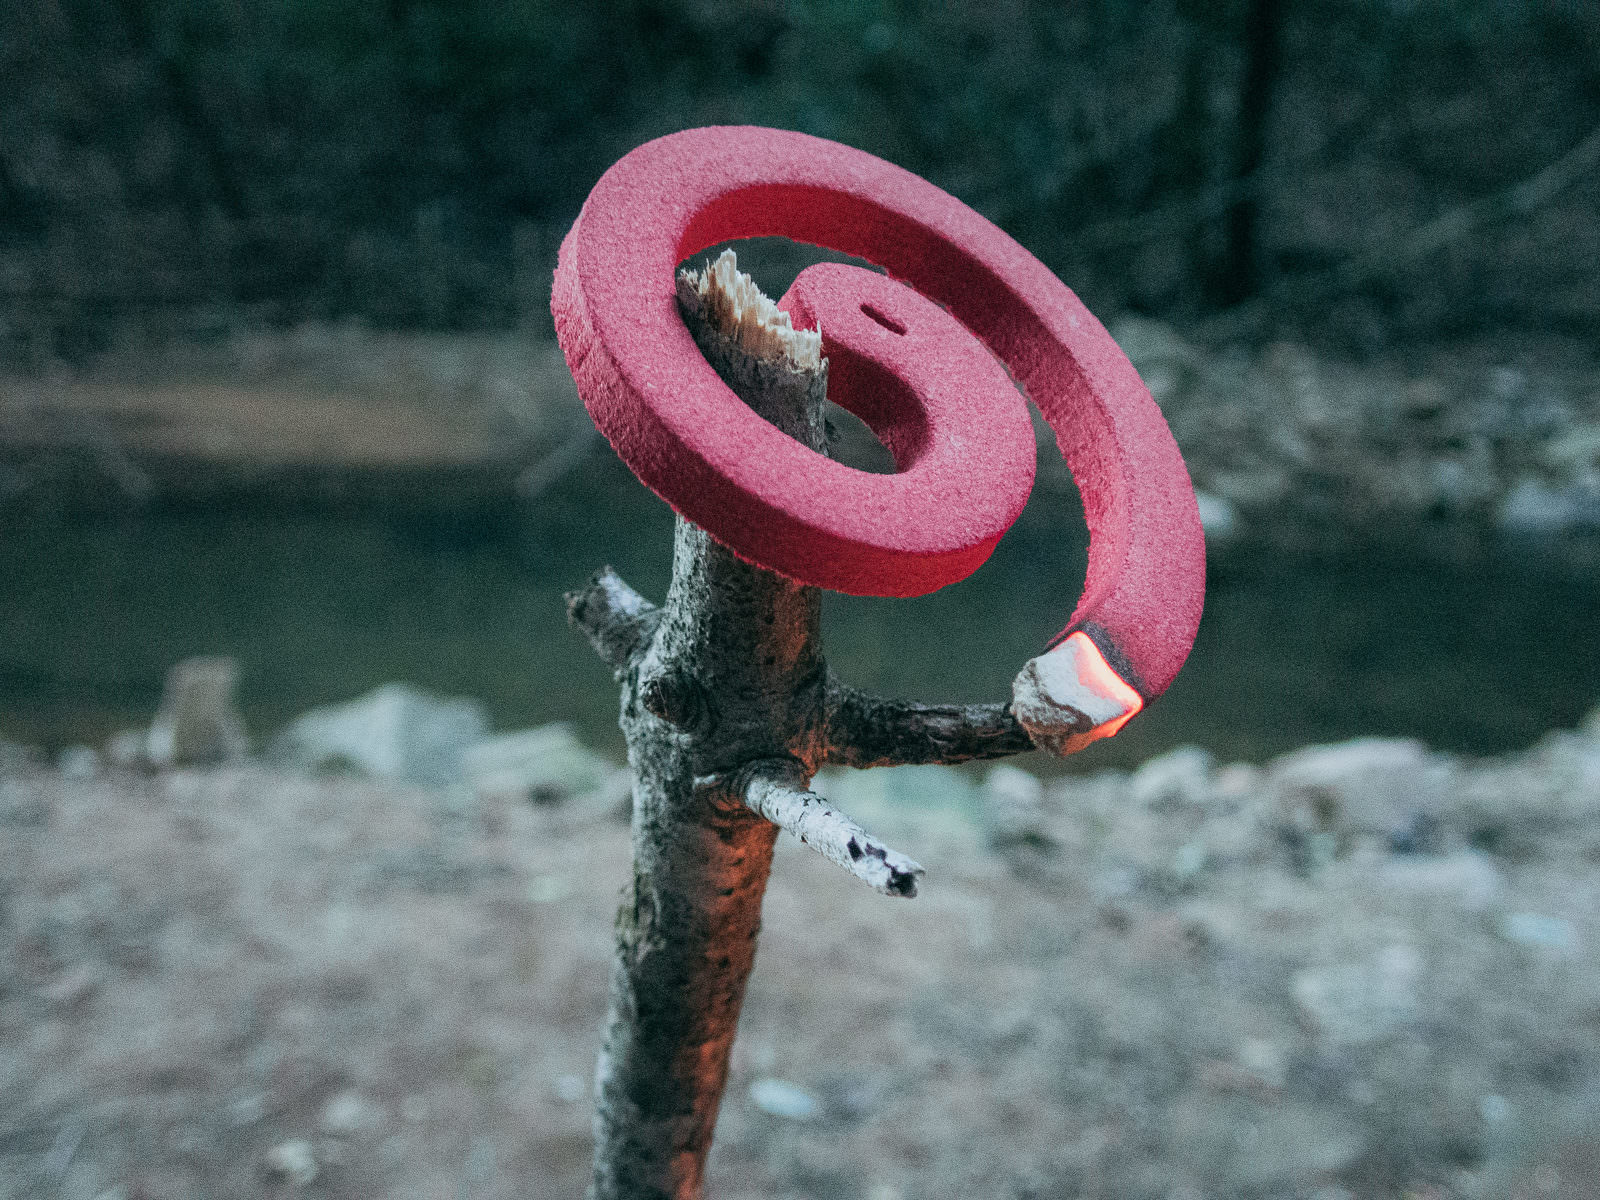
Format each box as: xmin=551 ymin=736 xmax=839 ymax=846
xmin=1010 ymin=631 xmax=1145 ymax=757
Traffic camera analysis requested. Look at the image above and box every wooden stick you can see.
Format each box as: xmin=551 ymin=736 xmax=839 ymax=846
xmin=569 ymin=253 xmax=1035 ymax=1197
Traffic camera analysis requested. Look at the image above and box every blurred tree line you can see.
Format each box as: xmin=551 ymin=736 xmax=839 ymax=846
xmin=1 ymin=0 xmax=1596 ymax=364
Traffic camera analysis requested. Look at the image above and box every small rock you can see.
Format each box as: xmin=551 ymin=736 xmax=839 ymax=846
xmin=465 ymin=1137 xmax=496 ymax=1182
xmin=1542 ymin=423 xmax=1600 ymax=472
xmin=1212 ymin=762 xmax=1262 ymax=800
xmin=1498 ymin=911 xmax=1578 ymax=954
xmin=1489 ymin=364 xmax=1527 ymax=401
xmin=0 ymin=779 xmax=48 ymax=825
xmin=552 ymin=1073 xmax=587 ymax=1104
xmin=1385 ymin=809 xmax=1443 ymax=855
xmin=980 ymin=763 xmax=1052 ymax=850
xmin=1167 ymin=840 xmax=1208 ymax=887
xmin=1129 ymin=746 xmax=1213 ymax=810
xmin=104 ymin=729 xmax=147 ymax=768
xmin=1169 ymin=1096 xmax=1365 ymax=1190
xmin=37 ymin=961 xmax=100 ymax=1007
xmin=226 ymin=1090 xmax=267 ymax=1128
xmin=1499 ymin=476 xmax=1596 ymax=535
xmin=1376 ymin=852 xmax=1502 ymax=910
xmin=264 ymin=1139 xmax=319 ymax=1187
xmin=57 ymin=745 xmax=100 ymax=779
xmin=273 ymin=683 xmax=488 ymax=787
xmin=1234 ymin=1102 xmax=1367 ymax=1189
xmin=0 ymin=738 xmax=41 ymax=773
xmin=1291 ymin=943 xmax=1422 ymax=1046
xmin=749 ymin=1077 xmax=821 ymax=1121
xmin=527 ymin=874 xmax=572 ymax=904
xmin=1270 ymin=738 xmax=1450 ymax=846
xmin=1193 ymin=490 xmax=1241 ymax=543
xmin=320 ymin=1091 xmax=383 ymax=1138
xmin=462 ymin=723 xmax=620 ymax=807
xmin=147 ymin=657 xmax=250 ymax=767
xmin=1236 ymin=1037 xmax=1288 ymax=1089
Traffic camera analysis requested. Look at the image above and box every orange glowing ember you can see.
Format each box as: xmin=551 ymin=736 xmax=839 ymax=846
xmin=1011 ymin=629 xmax=1149 ymax=757
xmin=1063 ymin=631 xmax=1145 ymax=741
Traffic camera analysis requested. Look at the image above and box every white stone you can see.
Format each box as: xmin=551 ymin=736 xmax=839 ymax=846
xmin=981 ymin=763 xmax=1051 ymax=848
xmin=462 ymin=723 xmax=618 ymax=806
xmin=57 ymin=745 xmax=100 ymax=779
xmin=983 ymin=763 xmax=1043 ymax=808
xmin=37 ymin=962 xmax=100 ymax=1007
xmin=1129 ymin=746 xmax=1214 ymax=810
xmin=320 ymin=1091 xmax=383 ymax=1137
xmin=1270 ymin=737 xmax=1450 ymax=838
xmin=1291 ymin=943 xmax=1422 ymax=1045
xmin=227 ymin=1091 xmax=267 ymax=1128
xmin=1237 ymin=1037 xmax=1288 ymax=1089
xmin=749 ymin=1077 xmax=820 ymax=1121
xmin=1193 ymin=490 xmax=1240 ymax=541
xmin=1234 ymin=1103 xmax=1366 ymax=1189
xmin=146 ymin=657 xmax=250 ymax=767
xmin=1376 ymin=852 xmax=1502 ymax=911
xmin=1498 ymin=911 xmax=1578 ymax=954
xmin=1499 ymin=476 xmax=1582 ymax=534
xmin=264 ymin=1139 xmax=319 ymax=1186
xmin=553 ymin=1073 xmax=587 ymax=1104
xmin=1543 ymin=423 xmax=1600 ymax=471
xmin=527 ymin=874 xmax=573 ymax=904
xmin=273 ymin=683 xmax=488 ymax=787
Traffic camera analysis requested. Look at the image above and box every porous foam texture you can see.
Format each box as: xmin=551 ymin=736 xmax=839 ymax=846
xmin=552 ymin=125 xmax=1204 ymax=702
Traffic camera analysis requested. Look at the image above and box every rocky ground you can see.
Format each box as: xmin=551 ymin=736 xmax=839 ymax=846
xmin=2 ymin=322 xmax=1597 ymax=1198
xmin=1101 ymin=321 xmax=1600 ymax=563
xmin=2 ymin=690 xmax=1597 ymax=1199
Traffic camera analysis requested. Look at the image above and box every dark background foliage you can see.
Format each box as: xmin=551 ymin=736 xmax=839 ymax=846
xmin=2 ymin=0 xmax=1598 ymax=364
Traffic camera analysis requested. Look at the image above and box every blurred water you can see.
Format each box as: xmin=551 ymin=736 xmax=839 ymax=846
xmin=2 ymin=444 xmax=1596 ymax=774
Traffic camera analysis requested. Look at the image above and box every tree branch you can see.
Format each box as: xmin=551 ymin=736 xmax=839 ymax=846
xmin=565 ymin=566 xmax=660 ymax=673
xmin=741 ymin=760 xmax=924 ymax=897
xmin=822 ymin=676 xmax=1034 ymax=768
xmin=586 ymin=253 xmax=837 ymax=1200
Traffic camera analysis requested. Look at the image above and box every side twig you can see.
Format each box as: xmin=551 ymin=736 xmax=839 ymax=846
xmin=822 ymin=676 xmax=1034 ymax=768
xmin=741 ymin=759 xmax=924 ymax=897
xmin=565 ymin=567 xmax=660 ymax=673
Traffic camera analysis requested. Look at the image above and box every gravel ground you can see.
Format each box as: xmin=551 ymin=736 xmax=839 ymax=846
xmin=2 ymin=709 xmax=1597 ymax=1199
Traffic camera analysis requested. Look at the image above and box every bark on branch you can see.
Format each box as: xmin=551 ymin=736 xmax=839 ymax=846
xmin=583 ymin=255 xmax=834 ymax=1200
xmin=823 ymin=675 xmax=1035 ymax=768
xmin=566 ymin=566 xmax=660 ymax=673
